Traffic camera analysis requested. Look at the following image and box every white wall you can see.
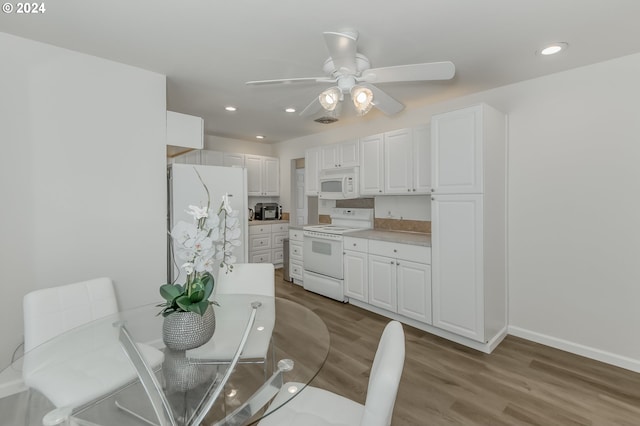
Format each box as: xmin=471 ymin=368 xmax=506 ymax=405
xmin=497 ymin=53 xmax=640 ymax=371
xmin=274 ymin=53 xmax=640 ymax=371
xmin=0 ymin=33 xmax=168 ymax=366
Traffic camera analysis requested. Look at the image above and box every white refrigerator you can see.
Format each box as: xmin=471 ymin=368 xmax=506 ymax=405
xmin=168 ymin=163 xmax=248 ymax=284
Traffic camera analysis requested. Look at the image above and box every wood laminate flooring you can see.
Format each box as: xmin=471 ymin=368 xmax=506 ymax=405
xmin=274 ymin=270 xmax=640 ymax=425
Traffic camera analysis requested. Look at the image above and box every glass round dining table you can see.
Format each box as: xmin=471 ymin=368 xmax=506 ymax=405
xmin=0 ymin=295 xmax=330 ymax=426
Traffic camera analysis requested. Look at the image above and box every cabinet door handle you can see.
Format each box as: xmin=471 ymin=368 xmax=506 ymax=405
xmin=413 ymin=188 xmax=416 ymax=192
xmin=379 ymin=190 xmax=382 ymax=193
xmin=390 ymin=261 xmax=394 ymax=264
xmin=431 ymin=188 xmax=435 ymax=192
xmin=407 ymin=189 xmax=411 ymax=192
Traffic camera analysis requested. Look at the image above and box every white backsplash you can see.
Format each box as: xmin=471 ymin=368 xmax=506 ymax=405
xmin=374 ymin=195 xmax=431 ymax=221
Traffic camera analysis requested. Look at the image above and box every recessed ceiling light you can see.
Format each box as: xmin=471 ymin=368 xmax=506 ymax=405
xmin=538 ymin=42 xmax=568 ymax=56
xmin=224 ymin=106 xmax=237 ymax=112
xmin=256 ymin=135 xmax=265 ymax=140
xmin=285 ymin=107 xmax=296 ymax=113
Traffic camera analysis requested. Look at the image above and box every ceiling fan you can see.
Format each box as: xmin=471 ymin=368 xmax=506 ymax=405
xmin=246 ymin=30 xmax=455 ymax=118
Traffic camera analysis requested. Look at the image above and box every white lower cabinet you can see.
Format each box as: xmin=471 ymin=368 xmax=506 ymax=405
xmin=397 ymin=260 xmax=431 ymax=323
xmin=289 ymin=229 xmax=304 ymax=284
xmin=368 ymin=254 xmax=397 ymax=312
xmin=431 ymin=194 xmax=485 ymax=341
xmin=344 ymin=237 xmax=432 ymax=325
xmin=343 ymin=237 xmax=368 ymax=302
xmin=249 ymin=223 xmax=288 ymax=268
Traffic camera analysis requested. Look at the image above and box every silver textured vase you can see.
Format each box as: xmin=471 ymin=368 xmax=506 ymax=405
xmin=162 ymin=304 xmax=216 ymax=351
xmin=163 ymin=349 xmax=216 ymax=393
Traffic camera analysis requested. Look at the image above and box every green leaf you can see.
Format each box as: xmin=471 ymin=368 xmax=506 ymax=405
xmin=203 ymin=278 xmax=214 ymax=301
xmin=190 ymin=300 xmax=209 ymax=316
xmin=190 ymin=288 xmax=205 ymax=303
xmin=175 ymin=295 xmax=192 ymax=311
xmin=201 ymin=273 xmax=213 ymax=287
xmin=159 ymin=284 xmax=183 ymax=302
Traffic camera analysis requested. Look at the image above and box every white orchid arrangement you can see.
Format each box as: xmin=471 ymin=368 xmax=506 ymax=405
xmin=159 ymin=172 xmax=241 ymax=317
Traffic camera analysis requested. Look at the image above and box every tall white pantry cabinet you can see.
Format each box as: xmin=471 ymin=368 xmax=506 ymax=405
xmin=430 ymin=103 xmax=507 ymax=350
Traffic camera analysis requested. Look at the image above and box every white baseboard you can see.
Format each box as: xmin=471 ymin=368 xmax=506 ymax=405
xmin=508 ymin=326 xmax=640 ymax=373
xmin=349 ymin=299 xmax=507 ymax=354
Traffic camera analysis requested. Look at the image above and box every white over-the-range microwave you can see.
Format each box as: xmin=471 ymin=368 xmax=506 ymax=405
xmin=318 ymin=166 xmax=359 ymax=200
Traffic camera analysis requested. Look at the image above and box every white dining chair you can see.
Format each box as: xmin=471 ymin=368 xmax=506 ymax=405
xmin=22 ymin=277 xmax=165 ymax=426
xmin=215 ymin=263 xmax=275 ymax=296
xmin=258 ymin=320 xmax=406 ymax=426
xmin=188 ymin=263 xmax=276 ymax=363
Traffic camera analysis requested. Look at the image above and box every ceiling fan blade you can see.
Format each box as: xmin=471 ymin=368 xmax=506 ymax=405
xmin=360 ymin=61 xmax=455 ymax=83
xmin=360 ymin=83 xmax=405 ymax=116
xmin=299 ymin=96 xmax=323 ymax=117
xmin=323 ymin=31 xmax=358 ymax=75
xmin=246 ymin=77 xmax=335 ymax=85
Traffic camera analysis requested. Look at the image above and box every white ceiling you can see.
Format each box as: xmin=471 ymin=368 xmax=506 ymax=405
xmin=2 ymin=0 xmax=640 ymax=143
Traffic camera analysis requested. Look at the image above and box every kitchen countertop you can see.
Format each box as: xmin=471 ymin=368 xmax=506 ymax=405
xmin=346 ymin=229 xmax=431 ymax=247
xmin=248 ymin=219 xmax=289 ymax=225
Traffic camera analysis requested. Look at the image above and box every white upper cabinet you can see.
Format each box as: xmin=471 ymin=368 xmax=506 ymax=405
xmin=431 ymin=105 xmax=483 ymax=194
xmin=166 ymin=111 xmax=203 ymax=149
xmin=245 ymin=155 xmax=262 ymax=194
xmin=200 ymin=150 xmax=224 ymax=166
xmin=223 ymin=152 xmax=245 ymax=168
xmin=412 ymin=125 xmax=431 ymax=193
xmin=305 ymin=147 xmax=320 ymax=196
xmin=384 ymin=128 xmax=413 ymax=194
xmin=320 ymin=139 xmax=359 ymax=170
xmin=361 ymin=127 xmax=430 ymax=195
xmin=170 ymin=150 xmax=202 ymax=165
xmin=359 ymin=133 xmax=385 ymax=195
xmin=263 ymin=157 xmax=279 ymax=195
xmin=245 ymin=155 xmax=279 ymax=196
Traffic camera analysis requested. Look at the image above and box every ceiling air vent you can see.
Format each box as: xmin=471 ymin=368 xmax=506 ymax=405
xmin=314 ymin=116 xmax=339 ymax=124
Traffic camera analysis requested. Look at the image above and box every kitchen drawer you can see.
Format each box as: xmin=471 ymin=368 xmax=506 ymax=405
xmin=273 ymin=249 xmax=284 ymax=263
xmin=249 ymin=224 xmax=271 ymax=235
xmin=272 ymin=232 xmax=287 ymax=248
xmin=290 ymin=260 xmax=304 ymax=280
xmin=250 ymin=235 xmax=272 ymax=250
xmin=250 ymin=250 xmax=272 ymax=264
xmin=271 ymin=223 xmax=289 ymax=233
xmin=343 ymin=237 xmax=368 ymax=253
xmin=289 ymin=229 xmax=303 ymax=241
xmin=368 ymin=240 xmax=431 ymax=264
xmin=290 ymin=241 xmax=303 ymax=260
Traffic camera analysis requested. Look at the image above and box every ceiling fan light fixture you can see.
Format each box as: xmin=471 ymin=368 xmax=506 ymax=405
xmin=319 ymin=87 xmax=341 ymax=111
xmin=351 ymin=85 xmax=374 ymax=116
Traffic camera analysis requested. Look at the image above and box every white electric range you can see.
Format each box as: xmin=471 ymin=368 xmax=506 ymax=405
xmin=302 ymin=208 xmax=373 ymax=301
